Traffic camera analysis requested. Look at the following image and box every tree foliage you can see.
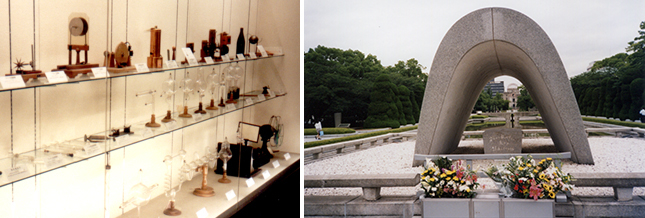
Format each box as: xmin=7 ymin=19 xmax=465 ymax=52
xmin=473 ymin=87 xmax=511 ymax=112
xmin=571 ymin=21 xmax=645 ymax=121
xmin=304 ymin=46 xmax=427 ymax=127
xmin=364 ymin=74 xmax=401 ymax=128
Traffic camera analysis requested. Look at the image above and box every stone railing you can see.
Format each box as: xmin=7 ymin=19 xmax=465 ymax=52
xmin=461 ymin=127 xmax=645 ymax=138
xmin=414 ymin=152 xmax=572 ymax=169
xmin=570 ymin=172 xmax=645 ymax=201
xmin=304 ymin=173 xmax=420 ymax=201
xmin=304 ymin=132 xmax=417 ymax=164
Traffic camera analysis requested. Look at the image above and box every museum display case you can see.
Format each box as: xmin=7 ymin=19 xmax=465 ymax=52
xmin=0 ymin=0 xmax=300 ymax=217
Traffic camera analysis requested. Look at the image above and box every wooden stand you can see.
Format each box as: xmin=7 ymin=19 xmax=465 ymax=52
xmin=178 ymin=106 xmax=192 ymax=118
xmin=163 ymin=200 xmax=181 ymax=216
xmin=145 ymin=114 xmax=161 ymax=128
xmin=193 ymin=165 xmax=215 ymax=197
xmin=194 ymin=102 xmax=206 ymax=114
xmin=161 ymin=110 xmax=174 ymax=123
xmin=218 ymin=168 xmax=231 ymax=183
xmin=6 ymin=70 xmax=44 ymax=82
xmin=218 ymin=98 xmax=226 ymax=107
xmin=205 ymin=99 xmax=217 ymax=110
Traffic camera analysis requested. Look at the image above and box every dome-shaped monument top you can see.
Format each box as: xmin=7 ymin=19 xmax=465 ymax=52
xmin=413 ymin=7 xmax=594 ymax=165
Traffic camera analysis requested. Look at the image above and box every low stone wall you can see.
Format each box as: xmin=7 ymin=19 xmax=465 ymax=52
xmin=304 ymin=133 xmax=417 ymax=164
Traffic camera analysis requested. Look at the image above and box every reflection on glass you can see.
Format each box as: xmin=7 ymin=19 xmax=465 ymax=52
xmin=191 ymin=152 xmax=215 ymax=197
xmin=194 ymin=68 xmax=207 ymax=114
xmin=205 ymin=68 xmax=219 ymax=110
xmin=163 ymin=149 xmax=187 ymax=216
xmin=136 ymin=90 xmax=160 ymax=128
xmin=178 ymin=72 xmax=194 ymax=118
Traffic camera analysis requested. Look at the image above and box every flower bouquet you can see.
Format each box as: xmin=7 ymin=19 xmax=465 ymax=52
xmin=484 ymin=155 xmax=574 ymax=200
xmin=420 ymin=157 xmax=479 ymax=198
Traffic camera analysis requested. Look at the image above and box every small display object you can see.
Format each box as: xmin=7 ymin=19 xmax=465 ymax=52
xmin=219 ymin=32 xmax=231 ymax=58
xmin=120 ymin=169 xmax=159 ymax=218
xmin=236 ymin=27 xmax=245 ymax=55
xmin=105 ymin=42 xmax=134 ymax=73
xmin=147 ymin=26 xmax=163 ymax=68
xmin=217 ymin=138 xmax=233 ymax=183
xmin=248 ymin=35 xmax=260 ymax=57
xmin=205 ymin=68 xmax=219 ymax=110
xmin=110 ymin=125 xmax=134 ymax=137
xmin=54 ymin=14 xmax=99 ymax=78
xmin=217 ymin=67 xmax=227 ymax=107
xmin=208 ymin=29 xmax=221 ymax=61
xmin=135 ymin=90 xmax=160 ymax=127
xmin=163 ymin=149 xmax=189 ymax=216
xmin=191 ymin=153 xmax=215 ymax=197
xmin=5 ymin=45 xmax=44 ymax=82
xmin=224 ymin=62 xmax=243 ymax=104
xmin=193 ymin=69 xmax=207 ymax=114
xmin=253 ymin=124 xmax=275 ymax=169
xmin=178 ymin=72 xmax=194 ymax=118
xmin=160 ymin=73 xmax=177 ymax=122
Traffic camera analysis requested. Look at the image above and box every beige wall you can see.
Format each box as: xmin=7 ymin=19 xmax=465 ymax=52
xmin=0 ymin=0 xmax=300 ymax=217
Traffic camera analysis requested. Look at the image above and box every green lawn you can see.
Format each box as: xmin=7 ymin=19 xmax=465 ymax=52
xmin=304 ymin=126 xmax=417 ymax=148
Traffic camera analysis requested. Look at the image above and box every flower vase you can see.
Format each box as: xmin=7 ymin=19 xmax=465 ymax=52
xmin=501 ymin=198 xmax=554 ymax=218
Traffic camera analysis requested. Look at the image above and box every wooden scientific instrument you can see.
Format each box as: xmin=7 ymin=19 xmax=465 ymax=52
xmin=180 ymin=43 xmax=194 ymax=65
xmin=54 ymin=15 xmax=99 ymax=78
xmin=193 ymin=164 xmax=215 ymax=197
xmin=105 ymin=42 xmax=134 ymax=73
xmin=147 ymin=26 xmax=163 ymax=68
xmin=136 ymin=90 xmax=161 ymax=128
xmin=219 ymin=32 xmax=231 ymax=60
xmin=6 ymin=44 xmax=44 ymax=82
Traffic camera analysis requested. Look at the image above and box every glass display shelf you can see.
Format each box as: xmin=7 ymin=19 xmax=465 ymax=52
xmin=0 ymin=93 xmax=285 ymax=188
xmin=0 ymin=54 xmax=284 ymax=92
xmin=118 ymin=151 xmax=299 ymax=218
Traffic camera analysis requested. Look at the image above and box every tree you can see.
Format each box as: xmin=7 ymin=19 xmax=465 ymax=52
xmin=619 ymin=84 xmax=631 ymax=120
xmin=629 ymin=78 xmax=645 ymax=120
xmin=364 ymin=74 xmax=401 ymax=128
xmin=517 ymin=85 xmax=535 ymax=111
xmin=398 ymin=85 xmax=416 ymax=125
xmin=409 ymin=90 xmax=420 ymax=123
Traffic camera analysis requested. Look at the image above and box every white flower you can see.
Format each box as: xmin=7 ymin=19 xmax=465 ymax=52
xmin=431 ymin=187 xmax=437 ymax=192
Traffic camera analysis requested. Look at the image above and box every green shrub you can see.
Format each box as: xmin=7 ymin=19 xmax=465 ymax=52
xmin=469 ymin=115 xmax=489 ymax=119
xmin=582 ymin=117 xmax=645 ymax=128
xmin=303 ymin=128 xmax=356 ymax=135
xmin=304 ymin=126 xmax=418 ymax=148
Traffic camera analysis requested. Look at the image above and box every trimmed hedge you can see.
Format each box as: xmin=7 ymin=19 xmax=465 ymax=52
xmin=469 ymin=115 xmax=489 ymax=119
xmin=304 ymin=126 xmax=418 ymax=148
xmin=303 ymin=128 xmax=356 ymax=135
xmin=582 ymin=117 xmax=645 ymax=128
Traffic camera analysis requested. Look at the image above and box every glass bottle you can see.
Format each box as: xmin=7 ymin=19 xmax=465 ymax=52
xmin=236 ymin=27 xmax=245 ymax=55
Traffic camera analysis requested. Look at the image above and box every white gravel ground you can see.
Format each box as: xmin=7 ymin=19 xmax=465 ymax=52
xmin=304 ymin=137 xmax=645 ymax=197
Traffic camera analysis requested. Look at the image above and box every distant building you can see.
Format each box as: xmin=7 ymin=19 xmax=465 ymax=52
xmin=484 ymin=79 xmax=505 ymax=96
xmin=503 ymin=83 xmax=520 ymax=110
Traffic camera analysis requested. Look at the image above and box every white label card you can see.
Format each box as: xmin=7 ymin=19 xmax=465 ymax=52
xmin=165 ymin=60 xmax=179 ymax=69
xmin=245 ymin=178 xmax=255 ymax=187
xmin=193 ymin=113 xmax=203 ymax=121
xmin=164 ymin=121 xmax=177 ymax=131
xmin=84 ymin=143 xmax=102 ymax=156
xmin=257 ymin=45 xmax=268 ymax=57
xmin=226 ymin=103 xmax=236 ymax=111
xmin=0 ymin=75 xmax=26 ymax=89
xmin=262 ymin=170 xmax=271 ymax=179
xmin=222 ymin=54 xmax=230 ymax=62
xmin=45 ymin=71 xmax=68 ymax=83
xmin=284 ymin=153 xmax=291 ymax=160
xmin=245 ymin=98 xmax=253 ymax=105
xmin=268 ymin=89 xmax=276 ymax=98
xmin=7 ymin=165 xmax=29 ymax=181
xmin=196 ymin=208 xmax=209 ymax=218
xmin=257 ymin=94 xmax=266 ymax=101
xmin=225 ymin=190 xmax=236 ymax=201
xmin=135 ymin=63 xmax=149 ymax=73
xmin=272 ymin=160 xmax=280 ymax=168
xmin=45 ymin=154 xmax=64 ymax=168
xmin=236 ymin=54 xmax=246 ymax=61
xmin=204 ymin=57 xmax=215 ymax=64
xmin=181 ymin=47 xmax=199 ymax=66
xmin=250 ymin=53 xmax=257 ymax=59
xmin=91 ymin=67 xmax=108 ymax=78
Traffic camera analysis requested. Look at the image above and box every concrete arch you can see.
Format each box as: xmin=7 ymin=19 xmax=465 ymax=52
xmin=413 ymin=7 xmax=594 ymax=165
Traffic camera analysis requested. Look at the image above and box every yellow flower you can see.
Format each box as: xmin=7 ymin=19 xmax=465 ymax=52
xmin=539 ymin=174 xmax=546 ymax=180
xmin=523 ymin=189 xmax=528 ymax=194
xmin=446 ymin=170 xmax=454 ymax=176
xmin=533 ymin=169 xmax=538 ymax=173
xmin=430 ymin=178 xmax=436 ymax=182
xmin=453 ymin=177 xmax=459 ymax=181
xmin=547 ymin=157 xmax=552 ymax=161
xmin=422 ymin=176 xmax=426 ymax=181
xmin=548 ymin=191 xmax=555 ymax=198
xmin=440 ymin=173 xmax=446 ymax=178
xmin=466 ymin=188 xmax=471 ymax=192
xmin=518 ymin=167 xmax=524 ymax=171
xmin=527 ymin=164 xmax=532 ymax=168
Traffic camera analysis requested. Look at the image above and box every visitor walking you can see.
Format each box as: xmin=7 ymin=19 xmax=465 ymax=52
xmin=640 ymin=107 xmax=645 ymax=123
xmin=314 ymin=121 xmax=323 ymax=140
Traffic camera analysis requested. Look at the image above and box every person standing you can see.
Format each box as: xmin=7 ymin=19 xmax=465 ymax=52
xmin=314 ymin=121 xmax=323 ymax=140
xmin=640 ymin=107 xmax=645 ymax=123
